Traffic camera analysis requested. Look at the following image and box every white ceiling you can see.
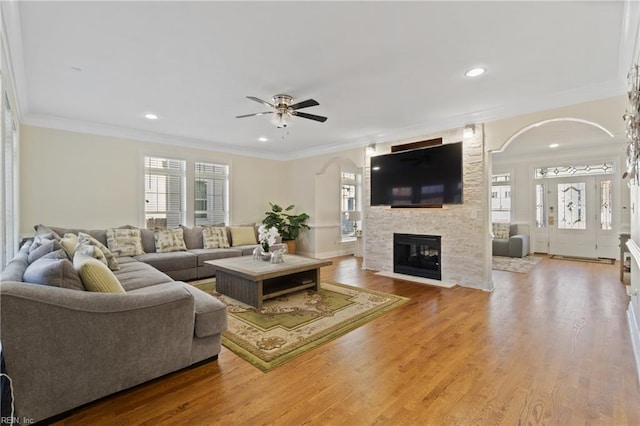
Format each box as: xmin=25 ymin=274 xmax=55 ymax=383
xmin=4 ymin=1 xmax=637 ymax=160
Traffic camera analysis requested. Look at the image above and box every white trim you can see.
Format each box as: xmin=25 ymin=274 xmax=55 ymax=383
xmin=627 ymin=239 xmax=640 ymax=267
xmin=627 ymin=301 xmax=640 ymax=384
xmin=497 ymin=118 xmax=615 ymax=154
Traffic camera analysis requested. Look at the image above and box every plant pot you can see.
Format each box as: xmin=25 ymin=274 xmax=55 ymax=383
xmin=284 ymin=239 xmax=296 ymax=254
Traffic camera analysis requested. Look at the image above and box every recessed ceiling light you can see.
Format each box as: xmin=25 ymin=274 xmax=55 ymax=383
xmin=144 ymin=113 xmax=158 ymax=120
xmin=549 ymin=143 xmax=559 ymax=148
xmin=258 ymin=137 xmax=268 ymax=142
xmin=464 ymin=67 xmax=486 ymax=78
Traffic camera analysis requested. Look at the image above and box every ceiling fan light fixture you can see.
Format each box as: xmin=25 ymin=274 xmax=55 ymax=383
xmin=271 ymin=111 xmax=291 ymax=128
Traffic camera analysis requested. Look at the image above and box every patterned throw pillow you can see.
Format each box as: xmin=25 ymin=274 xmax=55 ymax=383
xmin=492 ymin=223 xmax=511 ymax=240
xmin=75 ymin=243 xmax=109 ymax=267
xmin=106 ymin=228 xmax=145 ymax=256
xmin=202 ymin=226 xmax=230 ymax=249
xmin=78 ymin=232 xmax=120 ymax=271
xmin=73 ymin=251 xmax=125 ymax=293
xmin=154 ymin=228 xmax=187 ymax=253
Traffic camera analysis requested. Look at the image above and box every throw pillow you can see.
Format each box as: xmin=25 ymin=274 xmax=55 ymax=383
xmin=180 ymin=225 xmax=204 ymax=249
xmin=23 ymin=256 xmax=84 ymax=291
xmin=60 ymin=233 xmax=79 ymax=258
xmin=78 ymin=232 xmax=120 ymax=271
xmin=27 ymin=239 xmax=62 ymax=264
xmin=73 ymin=252 xmax=125 ymax=294
xmin=33 ymin=224 xmax=62 ymax=240
xmin=106 ymin=228 xmax=145 ymax=256
xmin=492 ymin=223 xmax=510 ymax=240
xmin=153 ymin=228 xmax=187 ymax=253
xmin=75 ymin=243 xmax=109 ymax=267
xmin=28 ymin=232 xmax=54 ymax=254
xmin=230 ymin=226 xmax=257 ymax=246
xmin=202 ymin=226 xmax=230 ymax=249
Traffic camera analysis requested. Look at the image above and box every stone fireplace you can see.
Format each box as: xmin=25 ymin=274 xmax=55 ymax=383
xmin=393 ymin=233 xmax=441 ymax=280
xmin=363 ymin=127 xmax=489 ymax=289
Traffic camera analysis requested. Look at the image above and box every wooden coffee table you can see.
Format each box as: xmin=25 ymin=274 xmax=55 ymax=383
xmin=204 ymin=254 xmax=333 ymax=308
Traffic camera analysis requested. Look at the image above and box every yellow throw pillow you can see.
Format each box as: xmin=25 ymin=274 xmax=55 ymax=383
xmin=60 ymin=233 xmax=79 ymax=258
xmin=230 ymin=226 xmax=257 ymax=246
xmin=73 ymin=252 xmax=125 ymax=294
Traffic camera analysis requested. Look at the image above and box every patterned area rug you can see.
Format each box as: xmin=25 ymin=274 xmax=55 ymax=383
xmin=190 ymin=279 xmax=409 ymax=372
xmin=492 ymin=255 xmax=543 ymax=274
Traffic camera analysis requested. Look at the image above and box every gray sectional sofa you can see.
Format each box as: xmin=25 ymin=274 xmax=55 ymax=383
xmin=0 ymin=223 xmax=269 ymax=423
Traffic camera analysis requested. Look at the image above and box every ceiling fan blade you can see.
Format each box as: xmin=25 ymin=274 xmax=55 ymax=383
xmin=293 ymin=111 xmax=328 ymax=122
xmin=246 ymin=96 xmax=274 ymax=108
xmin=236 ymin=111 xmax=273 ymax=118
xmin=289 ymin=99 xmax=319 ymax=110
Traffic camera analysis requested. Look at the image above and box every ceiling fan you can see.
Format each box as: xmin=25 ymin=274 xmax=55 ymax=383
xmin=236 ymin=94 xmax=328 ymax=128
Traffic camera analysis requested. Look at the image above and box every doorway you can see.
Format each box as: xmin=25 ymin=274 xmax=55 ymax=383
xmin=533 ymin=171 xmax=617 ymax=259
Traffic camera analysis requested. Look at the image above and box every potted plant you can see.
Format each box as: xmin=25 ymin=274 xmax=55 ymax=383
xmin=262 ymin=203 xmax=310 ymax=254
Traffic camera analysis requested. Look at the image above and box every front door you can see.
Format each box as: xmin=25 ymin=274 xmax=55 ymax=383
xmin=535 ymin=174 xmax=617 ymax=259
xmin=549 ymin=176 xmax=597 ymax=257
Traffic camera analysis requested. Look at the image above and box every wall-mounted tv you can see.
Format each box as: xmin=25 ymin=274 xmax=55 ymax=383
xmin=370 ymin=142 xmax=463 ymax=207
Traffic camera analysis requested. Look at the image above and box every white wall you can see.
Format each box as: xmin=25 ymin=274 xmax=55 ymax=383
xmin=19 ymin=125 xmax=289 ymax=236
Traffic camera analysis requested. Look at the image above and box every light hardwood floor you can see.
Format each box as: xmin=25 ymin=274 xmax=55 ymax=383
xmin=55 ymin=256 xmax=640 ymax=425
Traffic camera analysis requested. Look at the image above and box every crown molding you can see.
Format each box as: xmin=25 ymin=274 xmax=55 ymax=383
xmin=22 ymin=113 xmax=287 ymax=161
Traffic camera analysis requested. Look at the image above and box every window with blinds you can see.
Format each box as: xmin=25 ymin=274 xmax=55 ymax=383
xmin=144 ymin=156 xmax=185 ymax=229
xmin=194 ymin=161 xmax=229 ymax=226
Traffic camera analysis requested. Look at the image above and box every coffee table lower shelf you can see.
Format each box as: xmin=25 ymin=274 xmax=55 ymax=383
xmin=215 ymin=268 xmax=320 ymax=308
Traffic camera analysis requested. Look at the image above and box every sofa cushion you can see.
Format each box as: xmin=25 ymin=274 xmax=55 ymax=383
xmin=140 ymin=229 xmax=157 ymax=253
xmin=113 ymin=259 xmax=174 ymax=291
xmin=73 ymin=252 xmax=125 ymax=293
xmin=134 ymin=251 xmax=197 ymax=272
xmin=202 ymin=226 xmax=230 ymax=249
xmin=230 ymin=226 xmax=257 ymax=246
xmin=188 ymin=248 xmax=243 ymax=266
xmin=179 ymin=283 xmax=227 ymax=337
xmin=180 ymin=225 xmax=204 ymax=250
xmin=154 ymin=228 xmax=187 ymax=253
xmin=492 ymin=223 xmax=510 ymax=240
xmin=106 ymin=228 xmax=145 ymax=256
xmin=23 ymin=256 xmax=84 ymax=291
xmin=78 ymin=232 xmax=120 ymax=271
xmin=46 ymin=226 xmax=108 ymax=246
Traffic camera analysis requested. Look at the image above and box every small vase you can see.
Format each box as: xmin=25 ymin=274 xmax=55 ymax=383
xmin=260 ymin=252 xmax=272 ymax=261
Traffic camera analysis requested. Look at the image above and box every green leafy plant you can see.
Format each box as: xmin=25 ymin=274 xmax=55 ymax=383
xmin=262 ymin=203 xmax=310 ymax=241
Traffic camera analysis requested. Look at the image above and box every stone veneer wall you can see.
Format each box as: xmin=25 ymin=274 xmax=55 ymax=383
xmin=364 ymin=126 xmax=489 ymax=289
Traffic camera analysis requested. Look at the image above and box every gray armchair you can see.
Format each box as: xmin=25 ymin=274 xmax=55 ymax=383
xmin=492 ymin=224 xmax=529 ymax=258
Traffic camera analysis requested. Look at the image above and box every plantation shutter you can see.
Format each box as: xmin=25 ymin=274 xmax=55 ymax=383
xmin=194 ymin=162 xmax=228 ymax=225
xmin=144 ymin=156 xmax=185 ymax=229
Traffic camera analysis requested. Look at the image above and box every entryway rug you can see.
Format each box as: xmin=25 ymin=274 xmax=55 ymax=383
xmin=190 ymin=278 xmax=409 ymax=372
xmin=492 ymin=255 xmax=543 ymax=274
xmin=549 ymin=254 xmax=615 ymax=264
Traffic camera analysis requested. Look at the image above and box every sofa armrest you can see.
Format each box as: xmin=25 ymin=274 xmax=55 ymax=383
xmin=508 ymin=234 xmax=530 ymax=258
xmin=0 ymin=282 xmax=196 ymax=422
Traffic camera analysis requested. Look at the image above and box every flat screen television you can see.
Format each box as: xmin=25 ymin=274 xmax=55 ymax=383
xmin=370 ymin=142 xmax=463 ymax=207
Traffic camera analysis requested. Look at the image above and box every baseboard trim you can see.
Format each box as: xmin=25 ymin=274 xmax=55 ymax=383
xmin=627 ymin=301 xmax=640 ymax=384
xmin=375 ymin=271 xmax=456 ymax=288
